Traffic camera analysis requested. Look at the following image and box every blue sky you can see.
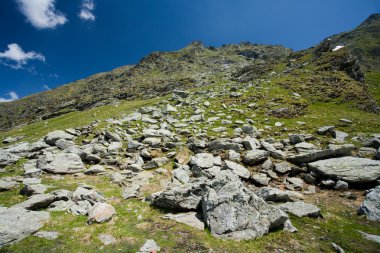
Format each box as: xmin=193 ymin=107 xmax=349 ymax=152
xmin=0 ymin=0 xmax=379 ymax=101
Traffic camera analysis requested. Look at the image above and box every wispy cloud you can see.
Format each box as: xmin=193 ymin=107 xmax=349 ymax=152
xmin=79 ymin=0 xmax=95 ymax=21
xmin=0 ymin=91 xmax=19 ymax=103
xmin=0 ymin=43 xmax=45 ymax=69
xmin=43 ymin=84 xmax=51 ymax=90
xmin=16 ymin=0 xmax=67 ymax=29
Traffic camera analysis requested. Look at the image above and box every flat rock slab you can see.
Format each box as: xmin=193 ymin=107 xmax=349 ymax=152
xmin=308 ymin=157 xmax=380 ymax=183
xmin=13 ymin=193 xmax=56 ymax=210
xmin=358 ymin=231 xmax=380 ymax=244
xmin=163 ymin=212 xmax=205 ymax=230
xmin=37 ymin=152 xmax=85 ymax=174
xmin=0 ymin=180 xmax=18 ymax=191
xmin=277 ymin=201 xmax=321 ymax=218
xmin=0 ymin=207 xmax=50 ymax=247
xmin=98 ymin=234 xmax=117 ymax=245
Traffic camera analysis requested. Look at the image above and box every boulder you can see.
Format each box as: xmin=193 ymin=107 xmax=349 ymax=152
xmin=122 ymin=184 xmax=141 ymax=199
xmin=0 ymin=151 xmax=20 ymax=168
xmin=358 ymin=186 xmax=380 ymax=221
xmin=308 ymin=157 xmax=380 ymax=183
xmin=208 ymin=139 xmax=242 ymax=152
xmin=0 ymin=180 xmax=17 ymax=191
xmin=243 ymin=150 xmax=269 ymax=165
xmin=84 ymin=165 xmax=106 ymax=175
xmin=0 ymin=207 xmax=50 ymax=247
xmin=37 ymin=152 xmax=85 ymax=174
xmin=72 ymin=187 xmax=105 ymax=204
xmin=202 ymin=171 xmax=288 ymax=240
xmin=251 ymin=173 xmax=271 ymax=186
xmin=87 ymin=203 xmax=116 ymax=224
xmin=190 ymin=153 xmax=214 ymax=169
xmin=151 ymin=178 xmax=208 ymax=210
xmin=222 ymin=160 xmax=250 ymax=179
xmin=45 ymin=130 xmax=75 ymax=146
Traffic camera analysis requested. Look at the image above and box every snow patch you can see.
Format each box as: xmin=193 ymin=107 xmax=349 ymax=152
xmin=332 ymin=45 xmax=344 ymax=52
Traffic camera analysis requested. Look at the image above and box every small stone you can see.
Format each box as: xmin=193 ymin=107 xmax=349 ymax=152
xmin=137 ymin=239 xmax=160 ymax=253
xmin=87 ymin=203 xmax=116 ymax=224
xmin=98 ymin=234 xmax=117 ymax=245
xmin=34 ymin=231 xmax=60 ymax=240
xmin=334 ymin=180 xmax=349 ymax=191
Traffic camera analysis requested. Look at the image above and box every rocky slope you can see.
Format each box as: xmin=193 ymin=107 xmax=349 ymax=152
xmin=0 ymin=14 xmax=380 ymax=253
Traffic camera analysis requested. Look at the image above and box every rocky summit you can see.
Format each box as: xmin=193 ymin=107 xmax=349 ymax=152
xmin=0 ymin=14 xmax=380 ymax=253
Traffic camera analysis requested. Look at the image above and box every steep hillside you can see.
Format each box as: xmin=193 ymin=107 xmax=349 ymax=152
xmin=0 ymin=42 xmax=291 ymax=130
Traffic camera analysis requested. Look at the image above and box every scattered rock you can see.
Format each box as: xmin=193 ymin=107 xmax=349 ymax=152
xmin=87 ymin=203 xmax=116 ymax=224
xmin=309 ymin=157 xmax=380 ymax=183
xmin=137 ymin=239 xmax=160 ymax=253
xmin=98 ymin=234 xmax=117 ymax=245
xmin=358 ymin=186 xmax=380 ymax=221
xmin=34 ymin=231 xmax=60 ymax=240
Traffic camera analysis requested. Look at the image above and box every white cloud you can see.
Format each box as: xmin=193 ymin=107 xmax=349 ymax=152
xmin=16 ymin=0 xmax=67 ymax=29
xmin=0 ymin=91 xmax=19 ymax=103
xmin=79 ymin=0 xmax=95 ymax=21
xmin=43 ymin=84 xmax=51 ymax=90
xmin=0 ymin=43 xmax=45 ymax=69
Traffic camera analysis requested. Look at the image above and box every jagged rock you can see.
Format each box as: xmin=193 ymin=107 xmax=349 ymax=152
xmin=84 ymin=165 xmax=106 ymax=175
xmin=309 ymin=157 xmax=380 ymax=183
xmin=72 ymin=187 xmax=105 ymax=204
xmin=0 ymin=180 xmax=17 ymax=191
xmin=55 ymin=139 xmax=75 ymax=151
xmin=202 ymin=171 xmax=288 ymax=240
xmin=143 ymin=157 xmax=169 ymax=169
xmin=0 ymin=151 xmax=20 ymax=167
xmin=283 ymin=219 xmax=298 ymax=233
xmin=163 ymin=212 xmax=204 ymax=230
xmin=274 ymin=162 xmax=292 ymax=174
xmin=286 ymin=177 xmax=304 ymax=189
xmin=251 ymin=173 xmax=271 ymax=186
xmin=69 ymin=200 xmax=92 ymax=215
xmin=137 ymin=239 xmax=160 ymax=253
xmin=243 ymin=150 xmax=269 ymax=165
xmin=37 ymin=152 xmax=85 ymax=174
xmin=358 ymin=186 xmax=380 ymax=221
xmin=256 ymin=187 xmax=304 ymax=202
xmin=242 ymin=137 xmax=260 ymax=150
xmin=190 ymin=153 xmax=214 ymax=169
xmin=87 ymin=203 xmax=116 ymax=224
xmin=105 ymin=131 xmax=122 ymax=142
xmin=0 ymin=207 xmax=50 ymax=247
xmin=13 ymin=194 xmax=56 ymax=210
xmin=20 ymin=184 xmax=47 ymax=196
xmin=222 ymin=160 xmax=250 ymax=179
xmin=122 ymin=184 xmax=140 ymax=199
xmin=45 ymin=130 xmax=75 ymax=146
xmin=151 ymin=178 xmax=208 ymax=210
xmin=261 ymin=158 xmax=273 ymax=171
xmin=277 ymin=201 xmax=321 ymax=218
xmin=228 ymin=150 xmax=241 ymax=161
xmin=332 ymin=131 xmax=348 ymax=143
xmin=51 ymin=189 xmax=72 ymax=201
xmin=289 ymin=134 xmax=304 ymax=145
xmin=173 ymin=166 xmax=190 ymax=184
xmin=317 ymin=126 xmax=335 ymax=135
xmin=287 ymin=144 xmax=355 ymax=165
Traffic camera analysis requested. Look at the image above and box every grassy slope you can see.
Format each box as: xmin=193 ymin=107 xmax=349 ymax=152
xmin=0 ymin=77 xmax=380 ymax=252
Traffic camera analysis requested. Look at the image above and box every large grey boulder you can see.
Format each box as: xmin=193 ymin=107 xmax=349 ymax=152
xmin=308 ymin=157 xmax=380 ymax=183
xmin=45 ymin=130 xmax=75 ymax=146
xmin=0 ymin=207 xmax=50 ymax=247
xmin=37 ymin=152 xmax=85 ymax=174
xmin=358 ymin=186 xmax=380 ymax=221
xmin=277 ymin=201 xmax=321 ymax=218
xmin=202 ymin=171 xmax=288 ymax=240
xmin=151 ymin=178 xmax=208 ymax=210
xmin=287 ymin=144 xmax=354 ymax=165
